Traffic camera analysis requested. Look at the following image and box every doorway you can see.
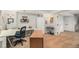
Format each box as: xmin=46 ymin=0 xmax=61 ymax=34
xmin=36 ymin=17 xmax=45 ymax=33
xmin=63 ymin=16 xmax=76 ymax=32
xmin=75 ymin=15 xmax=79 ymax=32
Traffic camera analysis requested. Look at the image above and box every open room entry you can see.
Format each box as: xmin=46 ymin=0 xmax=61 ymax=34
xmin=36 ymin=17 xmax=45 ymax=33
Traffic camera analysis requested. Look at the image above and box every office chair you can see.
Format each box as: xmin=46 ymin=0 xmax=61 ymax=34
xmin=13 ymin=26 xmax=26 ymax=46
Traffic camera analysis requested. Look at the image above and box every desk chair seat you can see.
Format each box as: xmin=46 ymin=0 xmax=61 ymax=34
xmin=13 ymin=26 xmax=26 ymax=46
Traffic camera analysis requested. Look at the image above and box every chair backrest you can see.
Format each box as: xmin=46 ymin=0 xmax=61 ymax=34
xmin=15 ymin=31 xmax=21 ymax=38
xmin=20 ymin=26 xmax=26 ymax=37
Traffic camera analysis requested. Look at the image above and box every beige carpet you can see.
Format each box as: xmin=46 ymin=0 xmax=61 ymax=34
xmin=13 ymin=37 xmax=30 ymax=48
xmin=13 ymin=32 xmax=79 ymax=48
xmin=44 ymin=32 xmax=79 ymax=48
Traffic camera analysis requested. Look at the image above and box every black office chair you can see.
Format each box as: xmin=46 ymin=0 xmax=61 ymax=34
xmin=13 ymin=26 xmax=26 ymax=46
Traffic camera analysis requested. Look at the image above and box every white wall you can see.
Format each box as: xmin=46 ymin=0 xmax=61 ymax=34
xmin=43 ymin=14 xmax=54 ymax=27
xmin=0 ymin=11 xmax=39 ymax=30
xmin=0 ymin=11 xmax=77 ymax=35
xmin=53 ymin=14 xmax=77 ymax=35
xmin=0 ymin=11 xmax=2 ymax=26
xmin=43 ymin=14 xmax=64 ymax=35
xmin=17 ymin=12 xmax=37 ymax=29
xmin=0 ymin=10 xmax=17 ymax=29
xmin=53 ymin=15 xmax=64 ymax=35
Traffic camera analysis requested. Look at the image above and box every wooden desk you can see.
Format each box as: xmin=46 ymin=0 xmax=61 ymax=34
xmin=30 ymin=30 xmax=44 ymax=48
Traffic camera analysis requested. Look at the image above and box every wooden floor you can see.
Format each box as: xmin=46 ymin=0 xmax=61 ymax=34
xmin=14 ymin=32 xmax=79 ymax=48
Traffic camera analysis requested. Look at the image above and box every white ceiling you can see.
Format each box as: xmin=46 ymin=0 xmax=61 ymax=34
xmin=17 ymin=10 xmax=79 ymax=16
xmin=42 ymin=10 xmax=79 ymax=14
xmin=17 ymin=10 xmax=61 ymax=14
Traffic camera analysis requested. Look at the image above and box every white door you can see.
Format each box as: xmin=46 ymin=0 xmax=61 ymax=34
xmin=64 ymin=18 xmax=70 ymax=31
xmin=36 ymin=17 xmax=45 ymax=33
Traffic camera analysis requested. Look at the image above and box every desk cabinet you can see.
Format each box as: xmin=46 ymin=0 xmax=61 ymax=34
xmin=30 ymin=30 xmax=44 ymax=48
xmin=30 ymin=38 xmax=43 ymax=48
xmin=0 ymin=37 xmax=6 ymax=48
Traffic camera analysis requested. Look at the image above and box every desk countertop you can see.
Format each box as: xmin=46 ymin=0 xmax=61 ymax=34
xmin=0 ymin=29 xmax=19 ymax=37
xmin=0 ymin=28 xmax=34 ymax=37
xmin=30 ymin=30 xmax=44 ymax=38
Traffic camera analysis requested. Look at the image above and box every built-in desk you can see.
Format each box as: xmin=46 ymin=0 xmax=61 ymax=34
xmin=0 ymin=29 xmax=19 ymax=48
xmin=0 ymin=28 xmax=34 ymax=48
xmin=0 ymin=29 xmax=19 ymax=36
xmin=30 ymin=30 xmax=44 ymax=48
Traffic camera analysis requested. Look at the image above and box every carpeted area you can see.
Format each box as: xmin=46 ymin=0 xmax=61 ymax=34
xmin=13 ymin=32 xmax=79 ymax=48
xmin=13 ymin=37 xmax=30 ymax=48
xmin=44 ymin=32 xmax=79 ymax=48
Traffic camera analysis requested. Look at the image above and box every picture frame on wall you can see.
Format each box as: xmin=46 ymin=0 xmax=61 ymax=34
xmin=45 ymin=20 xmax=48 ymax=24
xmin=20 ymin=16 xmax=29 ymax=23
xmin=7 ymin=17 xmax=14 ymax=24
xmin=50 ymin=17 xmax=53 ymax=23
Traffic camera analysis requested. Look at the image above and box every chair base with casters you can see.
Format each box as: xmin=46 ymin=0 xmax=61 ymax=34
xmin=13 ymin=38 xmax=26 ymax=46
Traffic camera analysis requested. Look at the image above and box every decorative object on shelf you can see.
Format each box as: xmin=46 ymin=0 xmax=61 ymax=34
xmin=7 ymin=17 xmax=14 ymax=24
xmin=20 ymin=16 xmax=29 ymax=23
xmin=29 ymin=26 xmax=32 ymax=29
xmin=45 ymin=20 xmax=48 ymax=24
xmin=50 ymin=17 xmax=53 ymax=23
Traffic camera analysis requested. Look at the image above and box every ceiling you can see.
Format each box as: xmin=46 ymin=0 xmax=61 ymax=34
xmin=17 ymin=10 xmax=61 ymax=14
xmin=42 ymin=10 xmax=79 ymax=14
xmin=17 ymin=10 xmax=79 ymax=16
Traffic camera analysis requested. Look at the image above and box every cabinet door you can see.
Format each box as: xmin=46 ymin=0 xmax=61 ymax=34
xmin=64 ymin=18 xmax=69 ymax=31
xmin=64 ymin=16 xmax=74 ymax=31
xmin=30 ymin=38 xmax=43 ymax=48
xmin=0 ymin=37 xmax=6 ymax=48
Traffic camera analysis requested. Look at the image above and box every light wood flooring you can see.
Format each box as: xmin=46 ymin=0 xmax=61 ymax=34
xmin=14 ymin=32 xmax=79 ymax=48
